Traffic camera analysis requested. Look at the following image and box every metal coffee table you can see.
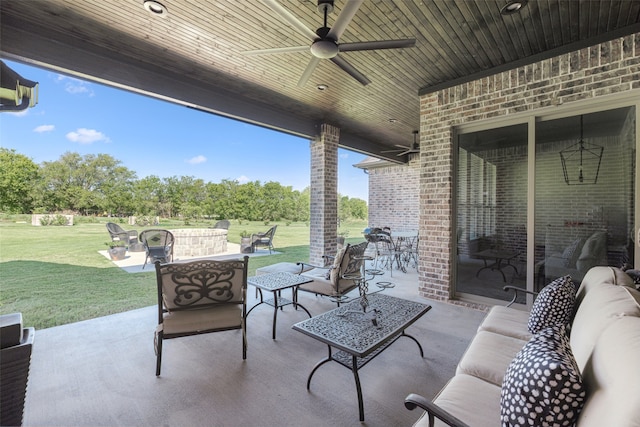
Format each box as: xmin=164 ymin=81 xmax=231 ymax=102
xmin=247 ymin=272 xmax=313 ymax=339
xmin=292 ymin=293 xmax=431 ymax=421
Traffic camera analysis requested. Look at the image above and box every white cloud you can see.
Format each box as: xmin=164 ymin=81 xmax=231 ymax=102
xmin=187 ymin=155 xmax=207 ymax=164
xmin=340 ymin=152 xmax=349 ymax=159
xmin=34 ymin=124 xmax=55 ymax=133
xmin=56 ymin=75 xmax=94 ymax=96
xmin=66 ymin=128 xmax=110 ymax=144
xmin=7 ymin=109 xmax=29 ymax=117
xmin=236 ymin=175 xmax=250 ymax=184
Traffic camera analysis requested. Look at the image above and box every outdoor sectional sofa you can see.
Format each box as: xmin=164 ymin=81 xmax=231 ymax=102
xmin=405 ymin=266 xmax=640 ymax=426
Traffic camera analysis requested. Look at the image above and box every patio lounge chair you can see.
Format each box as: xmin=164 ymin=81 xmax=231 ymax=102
xmin=296 ymin=241 xmax=369 ymax=307
xmin=251 ymin=225 xmax=277 ymax=253
xmin=106 ymin=222 xmax=138 ymax=246
xmin=153 ymin=257 xmax=249 ymax=376
xmin=139 ymin=229 xmax=174 ymax=269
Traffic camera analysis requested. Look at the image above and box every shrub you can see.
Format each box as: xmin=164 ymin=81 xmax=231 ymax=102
xmin=39 ymin=214 xmax=70 ymax=226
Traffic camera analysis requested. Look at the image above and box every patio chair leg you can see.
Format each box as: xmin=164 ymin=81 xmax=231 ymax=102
xmin=155 ymin=338 xmax=163 ymax=376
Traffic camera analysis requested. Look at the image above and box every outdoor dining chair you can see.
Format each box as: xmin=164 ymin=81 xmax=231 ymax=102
xmin=154 ymin=257 xmax=249 ymax=376
xmin=139 ymin=229 xmax=174 ymax=269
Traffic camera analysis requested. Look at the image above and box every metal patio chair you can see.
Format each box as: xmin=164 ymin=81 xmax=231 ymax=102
xmin=154 ymin=257 xmax=249 ymax=376
xmin=106 ymin=222 xmax=138 ymax=246
xmin=139 ymin=229 xmax=174 ymax=269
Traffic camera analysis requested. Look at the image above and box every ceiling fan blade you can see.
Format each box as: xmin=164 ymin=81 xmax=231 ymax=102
xmin=330 ymin=55 xmax=371 ymax=86
xmin=339 ymin=39 xmax=417 ymax=52
xmin=297 ymin=56 xmax=322 ymax=87
xmin=327 ymin=0 xmax=364 ymax=41
xmin=397 ymin=149 xmax=418 ymax=156
xmin=261 ymin=0 xmax=318 ymax=41
xmin=242 ymin=45 xmax=309 ymax=56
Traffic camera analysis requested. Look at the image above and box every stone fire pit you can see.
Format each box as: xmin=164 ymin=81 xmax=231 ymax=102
xmin=169 ymin=228 xmax=228 ymax=258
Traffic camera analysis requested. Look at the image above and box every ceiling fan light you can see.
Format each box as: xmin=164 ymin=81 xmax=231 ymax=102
xmin=310 ymin=39 xmax=339 ymax=59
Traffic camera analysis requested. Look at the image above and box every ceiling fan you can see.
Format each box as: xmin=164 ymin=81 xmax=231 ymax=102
xmin=382 ymin=130 xmax=420 ymax=156
xmin=242 ymin=0 xmax=416 ymax=87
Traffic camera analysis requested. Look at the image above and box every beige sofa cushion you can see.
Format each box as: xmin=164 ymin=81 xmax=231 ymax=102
xmin=577 ymin=316 xmax=640 ymax=427
xmin=456 ymin=331 xmax=527 ymax=386
xmin=575 ymin=266 xmax=634 ymax=306
xmin=411 ymin=374 xmax=502 ymax=427
xmin=570 ymin=281 xmax=640 ymax=371
xmin=477 ymin=305 xmax=532 ymax=341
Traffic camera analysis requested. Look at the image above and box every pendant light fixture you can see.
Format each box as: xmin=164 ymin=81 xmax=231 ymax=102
xmin=559 ymin=115 xmax=604 ymax=185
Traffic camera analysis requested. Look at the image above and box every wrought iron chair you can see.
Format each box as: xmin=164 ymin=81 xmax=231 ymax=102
xmin=154 ymin=257 xmax=249 ymax=376
xmin=212 ymin=219 xmax=230 ymax=229
xmin=106 ymin=222 xmax=138 ymax=246
xmin=139 ymin=229 xmax=174 ymax=269
xmin=296 ymin=241 xmax=369 ymax=306
xmin=251 ymin=225 xmax=277 ymax=253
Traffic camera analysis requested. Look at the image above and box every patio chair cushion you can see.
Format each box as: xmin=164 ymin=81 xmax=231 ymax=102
xmin=500 ymin=325 xmax=585 ymax=427
xmin=527 ymin=275 xmax=575 ymax=334
xmin=161 ymin=305 xmax=243 ymax=336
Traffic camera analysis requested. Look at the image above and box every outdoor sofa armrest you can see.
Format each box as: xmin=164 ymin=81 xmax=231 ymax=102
xmin=502 ymin=285 xmax=539 ymax=307
xmin=404 ymin=393 xmax=471 ymax=427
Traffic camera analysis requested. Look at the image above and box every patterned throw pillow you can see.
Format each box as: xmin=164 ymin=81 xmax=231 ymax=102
xmin=528 ymin=276 xmax=576 ymax=334
xmin=500 ymin=325 xmax=586 ymax=427
xmin=561 ymin=238 xmax=583 ymax=268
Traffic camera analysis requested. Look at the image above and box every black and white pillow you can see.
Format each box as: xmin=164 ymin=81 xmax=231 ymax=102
xmin=501 ymin=325 xmax=586 ymax=427
xmin=561 ymin=238 xmax=583 ymax=268
xmin=528 ymin=275 xmax=575 ymax=334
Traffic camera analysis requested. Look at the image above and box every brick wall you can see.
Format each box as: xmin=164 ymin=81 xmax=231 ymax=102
xmin=368 ymin=155 xmax=420 ymax=231
xmin=419 ymin=33 xmax=640 ymax=303
xmin=309 ymin=124 xmax=339 ymax=265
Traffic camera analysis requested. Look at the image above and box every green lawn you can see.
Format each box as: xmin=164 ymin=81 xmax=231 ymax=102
xmin=0 ymin=217 xmax=367 ymax=329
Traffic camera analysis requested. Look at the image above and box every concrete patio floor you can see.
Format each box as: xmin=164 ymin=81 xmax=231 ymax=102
xmin=22 ymin=262 xmax=488 ymax=427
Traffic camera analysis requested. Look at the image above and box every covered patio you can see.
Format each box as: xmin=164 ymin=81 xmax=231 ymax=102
xmin=22 ymin=266 xmax=486 ymax=427
xmin=2 ymin=2 xmax=640 ymax=425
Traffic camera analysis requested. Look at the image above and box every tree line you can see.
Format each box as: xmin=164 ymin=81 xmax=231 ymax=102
xmin=0 ymin=148 xmax=367 ymax=222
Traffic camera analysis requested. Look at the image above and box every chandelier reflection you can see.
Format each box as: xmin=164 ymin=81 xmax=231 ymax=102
xmin=559 ymin=115 xmax=604 ymax=185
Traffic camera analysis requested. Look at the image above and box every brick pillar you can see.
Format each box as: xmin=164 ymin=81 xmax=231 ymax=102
xmin=309 ymin=124 xmax=339 ymax=265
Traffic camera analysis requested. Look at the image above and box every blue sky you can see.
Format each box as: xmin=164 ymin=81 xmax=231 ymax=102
xmin=0 ymin=60 xmax=369 ymax=201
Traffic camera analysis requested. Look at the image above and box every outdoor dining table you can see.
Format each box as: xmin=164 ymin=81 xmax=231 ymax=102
xmin=389 ymin=231 xmax=419 ymax=273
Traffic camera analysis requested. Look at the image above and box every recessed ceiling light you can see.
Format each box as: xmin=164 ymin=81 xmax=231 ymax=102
xmin=143 ymin=0 xmax=168 ymax=17
xmin=316 ymin=84 xmax=328 ymax=91
xmin=500 ymin=0 xmax=528 ymax=15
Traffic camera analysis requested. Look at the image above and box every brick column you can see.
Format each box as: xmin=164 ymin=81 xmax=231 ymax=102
xmin=309 ymin=124 xmax=339 ymax=265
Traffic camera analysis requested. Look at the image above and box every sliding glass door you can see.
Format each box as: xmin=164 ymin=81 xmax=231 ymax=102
xmin=455 ymin=105 xmax=636 ymax=304
xmin=456 ymin=123 xmax=529 ymax=302
xmin=534 ymin=107 xmax=635 ymax=289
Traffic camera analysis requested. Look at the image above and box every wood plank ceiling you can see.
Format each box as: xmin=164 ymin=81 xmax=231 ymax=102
xmin=1 ymin=0 xmax=639 ymax=162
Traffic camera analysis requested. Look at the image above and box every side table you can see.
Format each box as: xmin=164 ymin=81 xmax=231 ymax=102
xmin=247 ymin=272 xmax=313 ymax=339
